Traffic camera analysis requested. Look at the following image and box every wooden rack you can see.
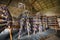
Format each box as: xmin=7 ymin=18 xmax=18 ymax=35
xmin=47 ymin=16 xmax=59 ymax=30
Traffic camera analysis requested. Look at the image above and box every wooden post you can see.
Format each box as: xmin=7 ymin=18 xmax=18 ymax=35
xmin=18 ymin=34 xmax=20 ymax=40
xmin=8 ymin=26 xmax=12 ymax=40
xmin=33 ymin=29 xmax=35 ymax=35
xmin=27 ymin=21 xmax=30 ymax=37
xmin=33 ymin=26 xmax=36 ymax=35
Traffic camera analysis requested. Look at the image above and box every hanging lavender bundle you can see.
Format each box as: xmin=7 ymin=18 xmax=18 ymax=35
xmin=0 ymin=5 xmax=12 ymax=32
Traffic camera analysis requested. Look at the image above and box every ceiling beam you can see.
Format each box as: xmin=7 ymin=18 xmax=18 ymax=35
xmin=31 ymin=0 xmax=37 ymax=5
xmin=7 ymin=0 xmax=12 ymax=6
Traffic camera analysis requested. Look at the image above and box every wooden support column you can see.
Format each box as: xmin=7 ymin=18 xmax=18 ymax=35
xmin=8 ymin=26 xmax=12 ymax=40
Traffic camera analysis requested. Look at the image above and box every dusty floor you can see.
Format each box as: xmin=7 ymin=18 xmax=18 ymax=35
xmin=45 ymin=35 xmax=60 ymax=40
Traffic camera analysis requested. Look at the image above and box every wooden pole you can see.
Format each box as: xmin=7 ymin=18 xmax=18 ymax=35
xmin=8 ymin=26 xmax=12 ymax=40
xmin=33 ymin=27 xmax=36 ymax=35
xmin=27 ymin=21 xmax=30 ymax=37
xmin=33 ymin=29 xmax=35 ymax=35
xmin=18 ymin=34 xmax=20 ymax=40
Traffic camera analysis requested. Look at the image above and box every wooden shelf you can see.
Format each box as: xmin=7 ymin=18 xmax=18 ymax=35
xmin=47 ymin=16 xmax=59 ymax=29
